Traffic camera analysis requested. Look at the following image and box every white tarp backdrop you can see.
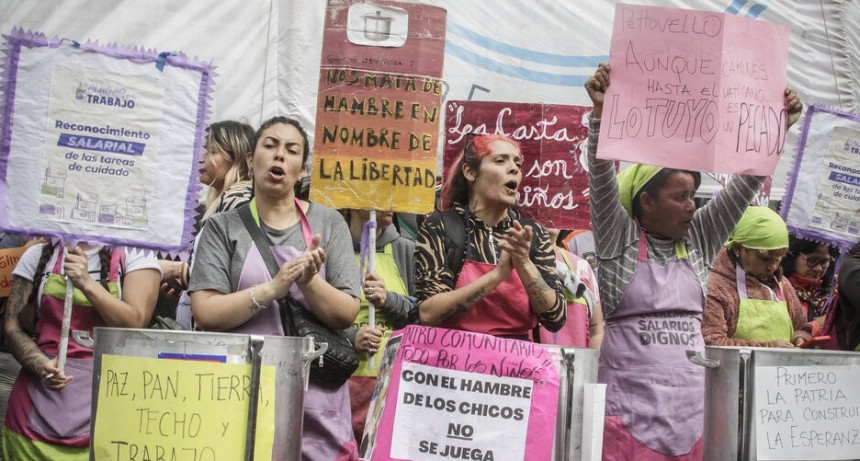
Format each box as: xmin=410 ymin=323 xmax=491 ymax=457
xmin=2 ymin=0 xmax=858 ymax=199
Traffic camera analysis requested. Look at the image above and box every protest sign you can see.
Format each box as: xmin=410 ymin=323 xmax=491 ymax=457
xmin=361 ymin=325 xmax=559 ymax=461
xmin=707 ymin=173 xmax=772 ymax=206
xmin=92 ymin=354 xmax=276 ymax=461
xmin=311 ymin=0 xmax=446 ymax=214
xmin=754 ymin=365 xmax=860 ymax=460
xmin=0 ymin=29 xmax=210 ymax=252
xmin=598 ymin=4 xmax=789 ymax=175
xmin=782 ymin=104 xmax=860 ymax=249
xmin=444 ymin=101 xmax=591 ymax=230
xmin=0 ymin=246 xmax=26 ymax=297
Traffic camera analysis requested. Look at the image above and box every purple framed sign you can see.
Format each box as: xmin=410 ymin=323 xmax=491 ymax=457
xmin=0 ymin=29 xmax=212 ymax=253
xmin=781 ymin=104 xmax=860 ymax=250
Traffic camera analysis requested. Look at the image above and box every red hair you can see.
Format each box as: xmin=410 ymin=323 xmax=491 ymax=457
xmin=440 ymin=134 xmax=520 ymax=210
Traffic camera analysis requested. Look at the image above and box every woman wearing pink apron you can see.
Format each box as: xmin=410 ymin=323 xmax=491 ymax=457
xmin=189 ymin=117 xmax=361 ymax=461
xmin=2 ymin=243 xmax=160 ymax=460
xmin=536 ymin=244 xmax=603 ymax=348
xmin=415 ymin=133 xmax=565 ymax=338
xmin=584 ymin=64 xmax=803 ymax=460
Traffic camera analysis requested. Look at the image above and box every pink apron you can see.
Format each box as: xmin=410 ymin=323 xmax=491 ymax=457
xmin=237 ymin=199 xmax=357 ymax=461
xmin=536 ymin=248 xmax=590 ymax=346
xmin=599 ymin=231 xmax=705 ymax=460
xmin=4 ymin=245 xmax=121 ymax=449
xmin=440 ymin=218 xmax=532 ymax=338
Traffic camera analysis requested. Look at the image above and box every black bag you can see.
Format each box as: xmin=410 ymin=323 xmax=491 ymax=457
xmin=280 ymin=295 xmax=359 ymax=388
xmin=238 ymin=206 xmax=358 ymax=388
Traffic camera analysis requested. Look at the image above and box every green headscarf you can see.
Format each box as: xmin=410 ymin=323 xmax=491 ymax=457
xmin=616 ymin=163 xmax=663 ymax=216
xmin=726 ymin=206 xmax=789 ymax=250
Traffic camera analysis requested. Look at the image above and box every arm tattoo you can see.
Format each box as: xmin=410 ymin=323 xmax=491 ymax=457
xmin=438 ymin=287 xmax=486 ymax=323
xmin=524 ymin=278 xmax=553 ymax=300
xmin=5 ymin=280 xmax=47 ymax=375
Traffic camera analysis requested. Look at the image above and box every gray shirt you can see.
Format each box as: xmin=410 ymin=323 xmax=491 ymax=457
xmin=587 ymin=116 xmax=764 ymax=316
xmin=189 ymin=202 xmax=360 ymax=300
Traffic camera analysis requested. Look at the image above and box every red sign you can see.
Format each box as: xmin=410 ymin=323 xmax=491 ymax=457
xmin=444 ymin=101 xmax=591 ymax=230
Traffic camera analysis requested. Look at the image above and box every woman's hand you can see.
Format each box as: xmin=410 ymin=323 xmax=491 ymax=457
xmin=498 ymin=221 xmax=534 ymax=271
xmin=363 ymin=273 xmax=388 ymax=307
xmin=295 ymin=234 xmax=326 ymax=287
xmin=784 ymin=87 xmax=803 ymax=129
xmin=770 ymin=339 xmax=796 ymax=348
xmin=269 ymin=256 xmax=308 ymax=300
xmin=158 ymin=260 xmax=185 ymax=297
xmin=355 ymin=325 xmax=384 ymax=354
xmin=40 ymin=356 xmax=73 ymax=391
xmin=584 ymin=63 xmax=611 ymax=118
xmin=63 ymin=246 xmax=93 ymax=290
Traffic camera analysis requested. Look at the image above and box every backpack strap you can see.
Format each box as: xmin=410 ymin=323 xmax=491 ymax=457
xmin=438 ymin=209 xmax=541 ymax=286
xmin=440 ymin=209 xmax=466 ymax=284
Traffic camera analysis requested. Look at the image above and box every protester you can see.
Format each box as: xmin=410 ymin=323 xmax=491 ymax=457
xmin=834 ymin=240 xmax=860 ymax=351
xmin=188 ymin=116 xmax=360 ymax=461
xmin=781 ymin=235 xmax=839 ymax=334
xmin=342 ymin=209 xmax=416 ymax=444
xmin=2 ymin=242 xmax=160 ymax=460
xmin=0 ymin=234 xmax=34 ymax=460
xmin=702 ymin=207 xmax=813 ymax=347
xmin=415 ymin=133 xmax=565 ymax=339
xmin=583 ymin=63 xmax=802 ymax=460
xmin=161 ymin=120 xmax=256 ymax=329
xmin=563 ymin=229 xmax=599 ymax=275
xmin=535 ymin=228 xmax=603 ymax=348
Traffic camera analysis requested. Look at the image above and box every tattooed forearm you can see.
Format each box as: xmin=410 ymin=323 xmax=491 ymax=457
xmin=4 ymin=279 xmax=47 ymax=375
xmin=524 ymin=278 xmax=553 ymax=302
xmin=439 ymin=304 xmax=468 ymax=323
xmin=464 ymin=287 xmax=486 ymax=306
xmin=6 ymin=329 xmax=47 ymax=375
xmin=438 ymin=287 xmax=486 ymax=323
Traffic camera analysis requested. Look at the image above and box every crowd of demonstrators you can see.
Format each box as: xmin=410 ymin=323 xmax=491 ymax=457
xmin=6 ymin=71 xmax=860 ymax=461
xmin=341 ymin=209 xmax=417 ymax=444
xmin=161 ymin=120 xmax=256 ymax=329
xmin=583 ymin=63 xmax=803 ymax=460
xmin=781 ymin=235 xmax=840 ymax=334
xmin=702 ymin=207 xmax=813 ymax=347
xmin=414 ymin=134 xmax=566 ymax=339
xmin=1 ymin=241 xmax=160 ymax=460
xmin=187 ymin=116 xmax=361 ymax=461
xmin=534 ymin=227 xmax=603 ymax=348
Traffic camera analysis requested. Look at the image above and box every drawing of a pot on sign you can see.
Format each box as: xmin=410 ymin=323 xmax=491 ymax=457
xmin=41 ymin=167 xmax=67 ymax=198
xmin=346 ymin=3 xmax=407 ymax=47
xmin=363 ymin=10 xmax=393 ymax=41
xmin=72 ymin=192 xmax=98 ymax=222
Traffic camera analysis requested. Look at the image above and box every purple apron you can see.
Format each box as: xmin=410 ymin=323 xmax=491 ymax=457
xmin=599 ymin=231 xmax=705 ymax=460
xmin=237 ymin=199 xmax=357 ymax=461
xmin=4 ymin=245 xmax=121 ymax=449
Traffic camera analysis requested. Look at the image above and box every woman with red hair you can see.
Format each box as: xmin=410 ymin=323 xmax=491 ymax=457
xmin=414 ymin=134 xmax=565 ymax=339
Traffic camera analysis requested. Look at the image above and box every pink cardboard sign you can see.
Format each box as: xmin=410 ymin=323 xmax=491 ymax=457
xmin=444 ymin=100 xmax=591 ymax=230
xmin=361 ymin=326 xmax=560 ymax=461
xmin=598 ymin=4 xmax=790 ymax=175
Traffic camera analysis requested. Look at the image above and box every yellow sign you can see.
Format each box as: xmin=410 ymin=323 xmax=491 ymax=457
xmin=92 ymin=354 xmax=276 ymax=460
xmin=0 ymin=246 xmax=26 ymax=297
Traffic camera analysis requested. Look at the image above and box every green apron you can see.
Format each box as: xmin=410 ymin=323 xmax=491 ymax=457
xmin=352 ymin=244 xmax=408 ymax=377
xmin=733 ymin=264 xmax=793 ymax=342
